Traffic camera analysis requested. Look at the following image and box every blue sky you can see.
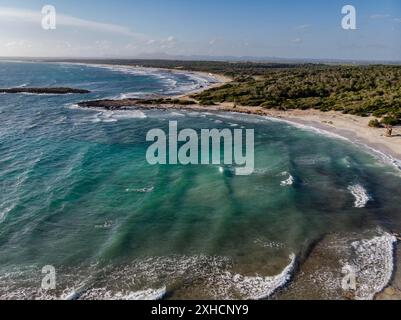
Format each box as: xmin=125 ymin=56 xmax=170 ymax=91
xmin=0 ymin=0 xmax=400 ymax=60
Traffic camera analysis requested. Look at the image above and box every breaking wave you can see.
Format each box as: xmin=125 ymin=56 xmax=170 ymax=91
xmin=70 ymin=63 xmax=218 ymax=95
xmin=0 ymin=254 xmax=296 ymax=300
xmin=280 ymin=172 xmax=294 ymax=187
xmin=346 ymin=233 xmax=396 ymax=300
xmin=348 ymin=184 xmax=371 ymax=208
xmin=126 ymin=187 xmax=154 ymax=193
xmin=67 ymin=286 xmax=167 ymax=301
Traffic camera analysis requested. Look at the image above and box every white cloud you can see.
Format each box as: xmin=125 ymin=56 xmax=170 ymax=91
xmin=209 ymin=38 xmax=224 ymax=46
xmin=294 ymin=24 xmax=310 ymax=30
xmin=5 ymin=40 xmax=32 ymax=48
xmin=291 ymin=38 xmax=303 ymax=44
xmin=370 ymin=14 xmax=391 ymax=19
xmin=0 ymin=7 xmax=144 ymax=38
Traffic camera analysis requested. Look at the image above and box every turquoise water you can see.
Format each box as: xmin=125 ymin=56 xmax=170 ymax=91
xmin=0 ymin=61 xmax=400 ymax=299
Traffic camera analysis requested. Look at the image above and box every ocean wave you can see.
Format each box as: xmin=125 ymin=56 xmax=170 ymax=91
xmin=68 ymin=63 xmax=217 ymax=95
xmin=294 ymin=155 xmax=331 ymax=166
xmin=278 ymin=230 xmax=397 ymax=300
xmin=348 ymin=184 xmax=371 ymax=208
xmin=71 ymin=109 xmax=147 ymax=124
xmin=0 ymin=203 xmax=15 ymax=223
xmin=264 ymin=116 xmax=349 ymax=141
xmin=357 ymin=143 xmax=401 ymax=172
xmin=280 ymin=172 xmax=294 ymax=187
xmin=0 ymin=254 xmax=296 ymax=300
xmin=126 ymin=186 xmax=154 ymax=193
xmin=252 ymin=168 xmax=272 ymax=175
xmin=95 ymin=220 xmax=113 ymax=230
xmin=117 ymin=92 xmax=153 ymax=99
xmin=15 ymin=83 xmax=29 ymax=88
xmin=224 ymin=254 xmax=296 ymax=300
xmin=347 ymin=233 xmax=396 ymax=300
xmin=70 ymin=286 xmax=166 ymax=301
xmin=263 ymin=115 xmax=401 ymax=172
xmin=168 ymin=111 xmax=186 ymax=117
xmin=254 ymin=238 xmax=286 ymax=250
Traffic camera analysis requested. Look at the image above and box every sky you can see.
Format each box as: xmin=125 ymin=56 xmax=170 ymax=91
xmin=0 ymin=0 xmax=400 ymax=61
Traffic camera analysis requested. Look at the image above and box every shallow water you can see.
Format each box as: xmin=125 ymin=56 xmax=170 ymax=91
xmin=0 ymin=61 xmax=400 ymax=300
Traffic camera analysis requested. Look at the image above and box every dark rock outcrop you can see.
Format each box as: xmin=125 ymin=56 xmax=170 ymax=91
xmin=78 ymin=98 xmax=196 ymax=110
xmin=0 ymin=87 xmax=90 ymax=95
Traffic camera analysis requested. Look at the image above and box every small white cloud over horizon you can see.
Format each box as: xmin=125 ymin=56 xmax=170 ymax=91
xmin=294 ymin=24 xmax=310 ymax=30
xmin=370 ymin=14 xmax=391 ymax=19
xmin=291 ymin=38 xmax=303 ymax=44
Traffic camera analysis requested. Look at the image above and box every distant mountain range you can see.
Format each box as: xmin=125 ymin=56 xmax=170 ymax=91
xmin=1 ymin=53 xmax=401 ymax=65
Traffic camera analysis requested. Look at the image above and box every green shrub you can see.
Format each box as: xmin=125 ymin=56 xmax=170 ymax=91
xmin=381 ymin=116 xmax=399 ymax=126
xmin=368 ymin=119 xmax=381 ymax=128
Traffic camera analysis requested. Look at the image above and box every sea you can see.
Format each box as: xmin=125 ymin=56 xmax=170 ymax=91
xmin=0 ymin=61 xmax=400 ymax=300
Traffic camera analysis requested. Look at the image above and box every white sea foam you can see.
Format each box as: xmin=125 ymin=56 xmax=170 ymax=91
xmin=346 ymin=233 xmax=396 ymax=300
xmin=218 ymin=111 xmax=399 ymax=167
xmin=262 ymin=115 xmax=401 ymax=172
xmin=254 ymin=238 xmax=286 ymax=250
xmin=348 ymin=184 xmax=371 ymax=208
xmin=0 ymin=254 xmax=296 ymax=300
xmin=67 ymin=63 xmax=218 ymax=95
xmin=264 ymin=116 xmax=349 ymax=141
xmin=169 ymin=111 xmax=185 ymax=117
xmin=95 ymin=221 xmax=113 ymax=230
xmin=75 ymin=110 xmax=147 ymax=124
xmin=358 ymin=143 xmax=401 ymax=172
xmin=280 ymin=172 xmax=294 ymax=187
xmin=126 ymin=186 xmax=154 ymax=193
xmin=118 ymin=92 xmax=151 ymax=99
xmin=211 ymin=254 xmax=296 ymax=300
xmin=294 ymin=155 xmax=331 ymax=166
xmin=252 ymin=168 xmax=272 ymax=175
xmin=0 ymin=204 xmax=15 ymax=223
xmin=77 ymin=286 xmax=166 ymax=301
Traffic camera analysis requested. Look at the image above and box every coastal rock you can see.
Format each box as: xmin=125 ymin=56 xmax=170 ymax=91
xmin=78 ymin=98 xmax=196 ymax=110
xmin=0 ymin=87 xmax=90 ymax=94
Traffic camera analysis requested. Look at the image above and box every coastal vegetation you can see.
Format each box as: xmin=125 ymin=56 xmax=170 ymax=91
xmin=194 ymin=65 xmax=401 ymax=125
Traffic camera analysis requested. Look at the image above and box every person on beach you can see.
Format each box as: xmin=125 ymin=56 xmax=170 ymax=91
xmin=385 ymin=125 xmax=393 ymax=137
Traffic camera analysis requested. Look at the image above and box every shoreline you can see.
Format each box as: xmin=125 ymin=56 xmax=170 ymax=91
xmin=52 ymin=61 xmax=233 ymax=96
xmin=189 ymin=105 xmax=401 ymax=169
xmin=262 ymin=109 xmax=401 ymax=169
